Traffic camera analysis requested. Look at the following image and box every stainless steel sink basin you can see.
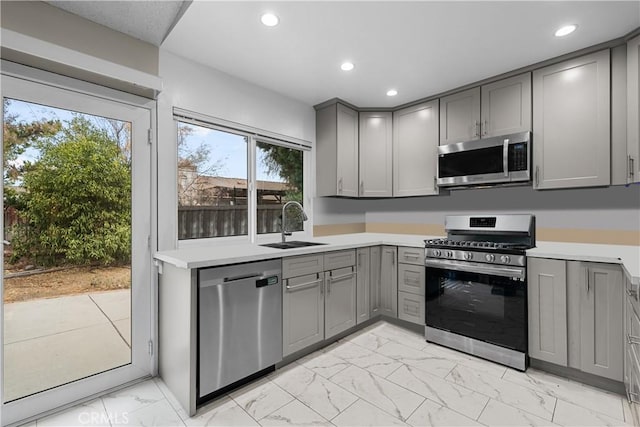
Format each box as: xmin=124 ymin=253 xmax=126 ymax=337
xmin=260 ymin=241 xmax=328 ymax=249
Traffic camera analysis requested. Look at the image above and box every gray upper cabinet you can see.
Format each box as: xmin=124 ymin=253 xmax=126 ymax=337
xmin=628 ymin=35 xmax=640 ymax=183
xmin=528 ymin=258 xmax=568 ymax=366
xmin=359 ymin=112 xmax=393 ymax=197
xmin=356 ymin=248 xmax=371 ymax=324
xmin=380 ymin=246 xmax=398 ymax=318
xmin=316 ymin=103 xmax=359 ymax=197
xmin=282 ymin=272 xmax=325 ymax=357
xmin=439 ymin=87 xmax=481 ymax=145
xmin=393 ymin=100 xmax=439 ymax=196
xmin=577 ymin=262 xmax=623 ymax=381
xmin=481 ymin=73 xmax=532 ymax=138
xmin=440 ymin=73 xmax=531 ymax=145
xmin=324 ymin=266 xmax=357 ymax=339
xmin=533 ymin=50 xmax=611 ymax=190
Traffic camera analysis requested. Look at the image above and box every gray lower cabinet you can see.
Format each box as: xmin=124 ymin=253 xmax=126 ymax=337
xmin=532 ymin=50 xmax=611 ymax=189
xmin=380 ymin=246 xmax=398 ymax=318
xmin=397 ymin=248 xmax=425 ymax=325
xmin=573 ymin=262 xmax=623 ymax=381
xmin=282 ymin=250 xmax=356 ymax=357
xmin=528 ymin=258 xmax=568 ymax=366
xmin=370 ymin=246 xmax=382 ymax=316
xmin=625 ymin=273 xmax=640 ymax=424
xmin=356 ymin=248 xmax=371 ymax=324
xmin=283 ymin=271 xmax=325 ymax=357
xmin=528 ymin=257 xmax=623 ymax=382
xmin=325 ymin=266 xmax=357 ymax=339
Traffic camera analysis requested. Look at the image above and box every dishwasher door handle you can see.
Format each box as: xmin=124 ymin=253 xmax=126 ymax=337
xmin=200 ymin=273 xmax=268 ymax=288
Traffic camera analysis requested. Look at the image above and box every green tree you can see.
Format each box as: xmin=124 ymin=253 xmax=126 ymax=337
xmin=12 ymin=116 xmax=131 ymax=266
xmin=3 ymin=99 xmax=62 ymax=208
xmin=258 ymin=142 xmax=303 ymax=201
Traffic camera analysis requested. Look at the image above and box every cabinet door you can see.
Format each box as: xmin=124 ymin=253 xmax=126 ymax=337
xmin=336 ymin=103 xmax=359 ymax=197
xmin=533 ymin=50 xmax=611 ymax=189
xmin=527 ymin=258 xmax=568 ymax=366
xmin=580 ymin=263 xmax=623 ymax=381
xmin=393 ymin=100 xmax=439 ymax=196
xmin=398 ymin=263 xmax=425 ymax=295
xmin=359 ymin=111 xmax=393 ymax=197
xmin=628 ymin=35 xmax=640 ymax=183
xmin=380 ymin=246 xmax=398 ymax=318
xmin=325 ymin=267 xmax=357 ymax=339
xmin=481 ymin=73 xmax=531 ymax=138
xmin=439 ymin=87 xmax=481 ymax=145
xmin=283 ymin=273 xmax=325 ymax=357
xmin=370 ymin=246 xmax=381 ymax=315
xmin=356 ymin=248 xmax=371 ymax=324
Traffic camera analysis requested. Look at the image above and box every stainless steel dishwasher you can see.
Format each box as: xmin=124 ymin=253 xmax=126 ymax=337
xmin=198 ymin=259 xmax=282 ymax=400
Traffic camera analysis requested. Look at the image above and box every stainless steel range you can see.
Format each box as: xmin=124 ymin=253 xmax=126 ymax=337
xmin=424 ymin=214 xmax=535 ymax=371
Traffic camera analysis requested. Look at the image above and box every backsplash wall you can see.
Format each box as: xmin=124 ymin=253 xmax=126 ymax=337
xmin=313 ymin=184 xmax=640 ymax=245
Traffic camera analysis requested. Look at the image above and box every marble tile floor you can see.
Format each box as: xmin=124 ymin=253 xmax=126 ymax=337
xmin=24 ymin=321 xmax=634 ymax=427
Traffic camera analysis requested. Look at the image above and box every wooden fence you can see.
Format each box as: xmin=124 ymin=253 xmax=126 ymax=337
xmin=178 ymin=205 xmax=300 ymax=240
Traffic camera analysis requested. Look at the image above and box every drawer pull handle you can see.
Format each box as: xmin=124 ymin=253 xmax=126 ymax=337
xmin=286 ymin=276 xmax=322 ymax=292
xmin=330 ymin=271 xmax=356 ymax=282
xmin=629 ymin=335 xmax=640 ymax=345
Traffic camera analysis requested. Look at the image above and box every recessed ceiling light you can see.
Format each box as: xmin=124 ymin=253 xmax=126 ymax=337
xmin=261 ymin=13 xmax=279 ymax=27
xmin=555 ymin=24 xmax=577 ymax=37
xmin=341 ymin=62 xmax=355 ymax=71
xmin=386 ymin=89 xmax=398 ymax=97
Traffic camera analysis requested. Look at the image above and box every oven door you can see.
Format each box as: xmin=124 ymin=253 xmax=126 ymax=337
xmin=425 ymin=259 xmax=527 ymax=353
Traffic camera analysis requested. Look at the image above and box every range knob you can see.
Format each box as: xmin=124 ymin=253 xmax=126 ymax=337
xmin=500 ymin=255 xmax=511 ymax=264
xmin=446 ymin=251 xmax=453 ymax=258
xmin=433 ymin=249 xmax=441 ymax=257
xmin=485 ymin=254 xmax=495 ymax=262
xmin=464 ymin=252 xmax=473 ymax=260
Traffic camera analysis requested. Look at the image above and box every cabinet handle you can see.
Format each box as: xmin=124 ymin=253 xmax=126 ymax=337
xmin=628 ymin=288 xmax=639 ymax=300
xmin=586 ymin=268 xmax=590 ymax=294
xmin=474 ymin=121 xmax=480 ymax=138
xmin=360 ymin=181 xmax=364 ymax=195
xmin=483 ymin=120 xmax=489 ymax=136
xmin=630 ymin=156 xmax=635 ymax=180
xmin=628 ymin=334 xmax=640 ymax=345
xmin=330 ymin=271 xmax=356 ymax=282
xmin=535 ymin=166 xmax=540 ymax=187
xmin=392 ymin=251 xmax=395 ymax=266
xmin=433 ymin=176 xmax=437 ymax=189
xmin=285 ymin=276 xmax=323 ymax=292
xmin=338 ymin=178 xmax=343 ymax=193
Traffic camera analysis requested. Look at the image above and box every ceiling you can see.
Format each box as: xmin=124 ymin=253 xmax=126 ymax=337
xmin=45 ymin=0 xmax=190 ymax=46
xmin=47 ymin=1 xmax=639 ymax=107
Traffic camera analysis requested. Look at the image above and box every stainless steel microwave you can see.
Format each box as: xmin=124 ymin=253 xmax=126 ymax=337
xmin=437 ymin=131 xmax=531 ymax=188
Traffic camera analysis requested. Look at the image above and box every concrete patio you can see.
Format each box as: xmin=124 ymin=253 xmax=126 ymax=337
xmin=3 ymin=290 xmax=131 ymax=402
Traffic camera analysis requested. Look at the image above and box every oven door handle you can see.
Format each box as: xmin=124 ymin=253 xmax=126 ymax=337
xmin=425 ymin=259 xmax=526 ymax=280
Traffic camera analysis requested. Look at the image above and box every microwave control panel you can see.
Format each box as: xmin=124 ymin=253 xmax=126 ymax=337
xmin=508 ymin=143 xmax=528 ymax=171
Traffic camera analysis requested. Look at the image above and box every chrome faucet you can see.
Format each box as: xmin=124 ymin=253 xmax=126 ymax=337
xmin=281 ymin=201 xmax=308 ymax=242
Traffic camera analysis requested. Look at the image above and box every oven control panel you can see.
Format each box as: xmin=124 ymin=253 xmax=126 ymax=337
xmin=425 ymin=248 xmax=526 ymax=267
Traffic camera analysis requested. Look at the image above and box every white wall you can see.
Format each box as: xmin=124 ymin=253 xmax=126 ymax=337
xmin=157 ymin=50 xmax=316 ymax=250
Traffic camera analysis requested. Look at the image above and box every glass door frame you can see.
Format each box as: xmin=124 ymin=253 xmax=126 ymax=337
xmin=1 ymin=65 xmax=155 ymax=425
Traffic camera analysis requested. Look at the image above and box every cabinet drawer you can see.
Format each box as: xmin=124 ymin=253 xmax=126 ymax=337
xmin=398 ymin=247 xmax=424 ymax=265
xmin=283 ymin=254 xmax=324 ymax=279
xmin=398 ymin=263 xmax=425 ymax=295
xmin=398 ymin=291 xmax=425 ymax=325
xmin=324 ymin=250 xmax=356 ymax=271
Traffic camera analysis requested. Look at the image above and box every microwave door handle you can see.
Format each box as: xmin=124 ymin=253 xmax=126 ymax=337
xmin=503 ymin=139 xmax=509 ymax=178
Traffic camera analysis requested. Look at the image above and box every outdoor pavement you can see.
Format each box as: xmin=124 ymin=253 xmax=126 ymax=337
xmin=3 ymin=290 xmax=131 ymax=402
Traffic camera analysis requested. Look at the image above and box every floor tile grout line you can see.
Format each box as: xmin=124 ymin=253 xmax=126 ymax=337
xmin=327 ymin=397 xmax=360 ymax=422
xmin=99 ymin=397 xmax=113 ymax=427
xmin=476 ymin=397 xmax=491 ymax=422
xmin=88 ymin=294 xmax=131 ymax=349
xmin=551 ymin=396 xmax=558 ymax=423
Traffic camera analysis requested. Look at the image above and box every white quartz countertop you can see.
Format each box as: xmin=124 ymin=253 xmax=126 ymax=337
xmin=154 ymin=233 xmax=639 ymax=284
xmin=527 ymin=241 xmax=640 ymax=285
xmin=154 ymin=233 xmax=434 ymax=269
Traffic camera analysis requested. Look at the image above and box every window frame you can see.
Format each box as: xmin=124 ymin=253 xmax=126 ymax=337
xmin=174 ymin=114 xmax=312 ymax=247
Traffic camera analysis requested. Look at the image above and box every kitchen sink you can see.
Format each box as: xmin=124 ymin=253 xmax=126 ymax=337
xmin=260 ymin=241 xmax=328 ymax=249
